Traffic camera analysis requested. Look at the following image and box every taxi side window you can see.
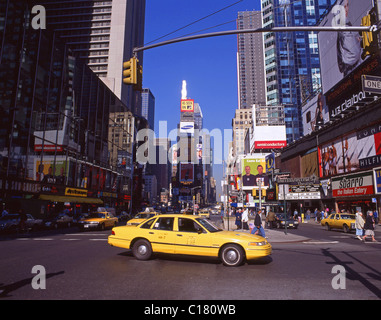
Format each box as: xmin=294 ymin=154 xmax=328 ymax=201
xmin=178 ymin=218 xmax=201 ymax=233
xmin=140 ymin=218 xmax=156 ymax=229
xmin=153 ymin=217 xmax=174 ymax=231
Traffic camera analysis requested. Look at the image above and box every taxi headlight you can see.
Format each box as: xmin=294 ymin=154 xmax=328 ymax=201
xmin=249 ymin=241 xmax=267 ymax=246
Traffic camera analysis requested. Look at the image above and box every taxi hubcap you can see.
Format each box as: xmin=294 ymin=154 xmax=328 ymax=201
xmin=138 ymin=245 xmax=147 ymax=255
xmin=226 ymin=249 xmax=238 ymax=262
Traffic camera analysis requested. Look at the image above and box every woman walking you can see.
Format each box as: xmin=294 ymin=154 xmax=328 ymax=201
xmin=362 ymin=211 xmax=377 ymax=242
xmin=355 ymin=210 xmax=365 ymax=240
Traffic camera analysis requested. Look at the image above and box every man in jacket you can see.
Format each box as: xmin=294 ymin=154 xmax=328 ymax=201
xmin=251 ymin=210 xmax=265 ymax=238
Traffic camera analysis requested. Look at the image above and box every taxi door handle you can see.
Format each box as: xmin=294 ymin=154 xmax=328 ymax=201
xmin=177 ymin=234 xmax=183 ymax=237
xmin=149 ymin=232 xmax=154 ymax=234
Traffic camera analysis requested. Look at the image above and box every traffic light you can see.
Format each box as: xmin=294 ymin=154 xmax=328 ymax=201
xmin=134 ymin=63 xmax=143 ymax=91
xmin=261 ymin=189 xmax=266 ymax=198
xmin=361 ymin=11 xmax=378 ymax=59
xmin=252 ymin=189 xmax=258 ymax=198
xmin=123 ymin=57 xmax=137 ymax=85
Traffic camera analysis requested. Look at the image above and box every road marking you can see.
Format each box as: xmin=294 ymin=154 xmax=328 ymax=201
xmin=32 ymin=238 xmax=54 ymax=241
xmin=61 ymin=239 xmax=80 ymax=241
xmin=303 ymin=241 xmax=339 ymax=244
xmin=89 ymin=239 xmax=108 ymax=241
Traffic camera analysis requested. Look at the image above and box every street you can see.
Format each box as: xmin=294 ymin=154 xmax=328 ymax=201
xmin=0 ymin=221 xmax=380 ymax=301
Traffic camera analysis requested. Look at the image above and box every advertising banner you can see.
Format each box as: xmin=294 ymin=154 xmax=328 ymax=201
xmin=241 ymin=157 xmax=268 ymax=189
xmin=373 ymin=167 xmax=381 ymax=193
xmin=179 ymin=163 xmax=194 ymax=183
xmin=318 ymin=0 xmax=374 ymax=95
xmin=180 ymin=99 xmax=194 ymax=113
xmin=319 ymin=122 xmax=381 ymax=177
xmin=332 ymin=171 xmax=374 ymax=197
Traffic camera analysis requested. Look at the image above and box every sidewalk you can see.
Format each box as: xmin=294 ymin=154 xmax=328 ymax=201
xmin=218 ymin=218 xmax=310 ymax=243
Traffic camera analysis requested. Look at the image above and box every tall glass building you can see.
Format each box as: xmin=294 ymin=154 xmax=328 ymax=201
xmin=0 ymin=0 xmax=142 ymax=215
xmin=261 ymin=0 xmax=333 ymax=142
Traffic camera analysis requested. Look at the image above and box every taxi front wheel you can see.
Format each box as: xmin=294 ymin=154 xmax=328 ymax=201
xmin=220 ymin=244 xmax=244 ymax=267
xmin=132 ymin=239 xmax=152 ymax=260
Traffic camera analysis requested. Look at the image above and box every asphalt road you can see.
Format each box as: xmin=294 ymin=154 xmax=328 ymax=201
xmin=0 ymin=221 xmax=380 ymax=301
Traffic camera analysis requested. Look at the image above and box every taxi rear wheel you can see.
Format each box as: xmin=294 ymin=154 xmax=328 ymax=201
xmin=220 ymin=244 xmax=244 ymax=267
xmin=132 ymin=239 xmax=152 ymax=261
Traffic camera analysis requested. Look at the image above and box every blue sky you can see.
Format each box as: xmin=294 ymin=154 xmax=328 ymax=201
xmin=142 ymin=0 xmax=262 ymax=196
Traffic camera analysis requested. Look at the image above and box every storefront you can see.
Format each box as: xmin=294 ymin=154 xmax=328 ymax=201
xmin=332 ymin=171 xmax=376 ymax=213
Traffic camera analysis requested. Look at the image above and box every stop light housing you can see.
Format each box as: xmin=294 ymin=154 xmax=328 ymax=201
xmin=134 ymin=64 xmax=143 ymax=91
xmin=123 ymin=57 xmax=137 ymax=85
xmin=361 ymin=11 xmax=378 ymax=59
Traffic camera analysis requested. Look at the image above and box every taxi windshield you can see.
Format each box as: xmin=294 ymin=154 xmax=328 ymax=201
xmin=196 ymin=218 xmax=221 ymax=233
xmin=90 ymin=212 xmax=106 ymax=219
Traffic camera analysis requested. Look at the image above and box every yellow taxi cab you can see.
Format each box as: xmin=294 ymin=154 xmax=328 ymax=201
xmin=127 ymin=209 xmax=160 ymax=226
xmin=78 ymin=211 xmax=118 ymax=231
xmin=108 ymin=214 xmax=271 ymax=267
xmin=198 ymin=208 xmax=210 ymax=219
xmin=321 ymin=213 xmax=356 ymax=233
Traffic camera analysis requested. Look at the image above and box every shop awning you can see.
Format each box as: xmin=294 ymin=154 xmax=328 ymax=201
xmin=39 ymin=194 xmax=103 ymax=204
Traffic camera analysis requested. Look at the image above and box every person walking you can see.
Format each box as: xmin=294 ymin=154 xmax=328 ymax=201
xmin=234 ymin=209 xmax=242 ymax=230
xmin=267 ymin=210 xmax=276 ymax=229
xmin=355 ymin=210 xmax=365 ymax=240
xmin=242 ymin=208 xmax=249 ymax=230
xmin=251 ymin=209 xmax=265 ymax=238
xmin=362 ymin=211 xmax=377 ymax=242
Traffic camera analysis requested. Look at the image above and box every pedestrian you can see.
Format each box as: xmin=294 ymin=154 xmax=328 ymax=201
xmin=355 ymin=210 xmax=365 ymax=240
xmin=267 ymin=210 xmax=276 ymax=229
xmin=251 ymin=209 xmax=266 ymax=238
xmin=234 ymin=209 xmax=242 ymax=230
xmin=362 ymin=211 xmax=377 ymax=242
xmin=374 ymin=209 xmax=379 ymax=225
xmin=242 ymin=207 xmax=249 ymax=230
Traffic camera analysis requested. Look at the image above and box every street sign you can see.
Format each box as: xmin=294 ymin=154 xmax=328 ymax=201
xmin=362 ymin=75 xmax=381 ymax=94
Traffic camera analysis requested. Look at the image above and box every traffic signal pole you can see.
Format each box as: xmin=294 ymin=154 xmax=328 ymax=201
xmin=133 ymin=25 xmax=376 ymax=54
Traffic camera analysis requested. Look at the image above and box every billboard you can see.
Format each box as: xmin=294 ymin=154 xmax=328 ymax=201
xmin=179 ymin=121 xmax=194 ymax=134
xmin=318 ymin=0 xmax=374 ymax=95
xmin=253 ymin=126 xmax=287 ymax=149
xmin=302 ymin=92 xmax=330 ymax=135
xmin=179 ymin=162 xmax=194 ymax=183
xmin=180 ymin=99 xmax=194 ymax=113
xmin=319 ymin=121 xmax=381 ymax=178
xmin=241 ymin=157 xmax=268 ymax=189
xmin=332 ymin=171 xmax=374 ymax=197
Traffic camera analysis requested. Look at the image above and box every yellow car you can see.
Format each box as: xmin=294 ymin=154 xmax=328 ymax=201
xmin=108 ymin=214 xmax=271 ymax=267
xmin=198 ymin=208 xmax=210 ymax=219
xmin=321 ymin=213 xmax=356 ymax=233
xmin=127 ymin=212 xmax=159 ymax=226
xmin=78 ymin=211 xmax=118 ymax=231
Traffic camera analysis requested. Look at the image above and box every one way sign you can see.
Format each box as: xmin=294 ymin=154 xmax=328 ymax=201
xmin=362 ymin=75 xmax=381 ymax=94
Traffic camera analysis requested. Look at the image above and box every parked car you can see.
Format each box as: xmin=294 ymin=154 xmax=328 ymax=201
xmin=275 ymin=214 xmax=299 ymax=229
xmin=109 ymin=214 xmax=272 ymax=267
xmin=321 ymin=213 xmax=356 ymax=233
xmin=44 ymin=213 xmax=73 ymax=229
xmin=77 ymin=211 xmax=118 ymax=231
xmin=0 ymin=214 xmax=43 ymax=233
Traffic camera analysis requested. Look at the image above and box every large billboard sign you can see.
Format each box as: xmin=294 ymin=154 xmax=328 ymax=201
xmin=318 ymin=0 xmax=374 ymax=95
xmin=180 ymin=99 xmax=194 ymax=113
xmin=179 ymin=162 xmax=194 ymax=183
xmin=319 ymin=121 xmax=381 ymax=178
xmin=241 ymin=157 xmax=268 ymax=189
xmin=332 ymin=171 xmax=374 ymax=197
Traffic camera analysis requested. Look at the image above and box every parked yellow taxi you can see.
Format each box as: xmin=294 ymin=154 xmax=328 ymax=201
xmin=321 ymin=213 xmax=356 ymax=233
xmin=108 ymin=214 xmax=271 ymax=267
xmin=78 ymin=211 xmax=118 ymax=231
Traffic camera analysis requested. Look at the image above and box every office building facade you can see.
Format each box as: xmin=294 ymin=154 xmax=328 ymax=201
xmin=261 ymin=0 xmax=333 ymax=142
xmin=41 ymin=0 xmax=146 ymax=115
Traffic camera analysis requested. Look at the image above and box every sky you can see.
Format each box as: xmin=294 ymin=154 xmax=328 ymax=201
xmin=142 ymin=0 xmax=262 ymax=197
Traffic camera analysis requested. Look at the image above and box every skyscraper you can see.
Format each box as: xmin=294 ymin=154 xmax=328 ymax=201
xmin=237 ymin=11 xmax=266 ymax=110
xmin=42 ymin=0 xmax=146 ymax=114
xmin=141 ymin=88 xmax=155 ymax=130
xmin=261 ymin=0 xmax=333 ymax=143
